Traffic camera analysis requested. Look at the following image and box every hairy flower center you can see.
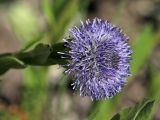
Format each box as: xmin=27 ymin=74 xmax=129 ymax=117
xmin=83 ymin=42 xmax=120 ymax=79
xmin=105 ymin=52 xmax=120 ymax=69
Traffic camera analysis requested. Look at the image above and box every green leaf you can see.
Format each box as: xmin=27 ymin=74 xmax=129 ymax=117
xmin=0 ymin=54 xmax=26 ymax=75
xmin=17 ymin=43 xmax=67 ymax=66
xmin=111 ymin=99 xmax=154 ymax=120
xmin=16 ymin=43 xmax=52 ymax=65
xmin=0 ymin=42 xmax=66 ymax=75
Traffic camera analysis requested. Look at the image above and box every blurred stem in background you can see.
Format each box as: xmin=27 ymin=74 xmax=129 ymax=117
xmin=21 ymin=67 xmax=48 ymax=120
xmin=41 ymin=0 xmax=78 ymax=43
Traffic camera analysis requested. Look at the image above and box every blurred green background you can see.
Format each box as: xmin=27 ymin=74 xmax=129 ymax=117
xmin=0 ymin=0 xmax=160 ymax=120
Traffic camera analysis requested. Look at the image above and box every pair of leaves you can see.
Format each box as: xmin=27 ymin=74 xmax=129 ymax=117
xmin=111 ymin=99 xmax=154 ymax=120
xmin=0 ymin=43 xmax=66 ymax=75
xmin=0 ymin=54 xmax=26 ymax=75
xmin=16 ymin=44 xmax=52 ymax=65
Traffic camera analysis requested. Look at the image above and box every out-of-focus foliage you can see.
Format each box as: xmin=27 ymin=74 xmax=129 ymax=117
xmin=8 ymin=2 xmax=40 ymax=41
xmin=21 ymin=67 xmax=47 ymax=120
xmin=41 ymin=0 xmax=89 ymax=43
xmin=0 ymin=0 xmax=16 ymax=4
xmin=111 ymin=99 xmax=154 ymax=120
xmin=148 ymin=65 xmax=160 ymax=99
xmin=147 ymin=63 xmax=160 ymax=119
xmin=130 ymin=25 xmax=156 ymax=77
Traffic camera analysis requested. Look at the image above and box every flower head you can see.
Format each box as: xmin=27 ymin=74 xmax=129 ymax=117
xmin=63 ymin=18 xmax=131 ymax=100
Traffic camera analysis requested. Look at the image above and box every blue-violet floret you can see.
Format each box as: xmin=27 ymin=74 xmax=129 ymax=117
xmin=62 ymin=18 xmax=132 ymax=100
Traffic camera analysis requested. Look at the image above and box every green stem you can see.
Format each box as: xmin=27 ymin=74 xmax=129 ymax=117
xmin=0 ymin=42 xmax=68 ymax=75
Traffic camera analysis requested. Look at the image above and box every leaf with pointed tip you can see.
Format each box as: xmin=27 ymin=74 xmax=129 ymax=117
xmin=111 ymin=99 xmax=154 ymax=120
xmin=0 ymin=43 xmax=67 ymax=75
xmin=0 ymin=55 xmax=26 ymax=75
xmin=16 ymin=44 xmax=52 ymax=65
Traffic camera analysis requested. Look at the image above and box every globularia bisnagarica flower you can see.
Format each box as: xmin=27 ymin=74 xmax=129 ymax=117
xmin=61 ymin=18 xmax=132 ymax=100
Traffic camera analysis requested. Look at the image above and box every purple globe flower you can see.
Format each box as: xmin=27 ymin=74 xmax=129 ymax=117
xmin=63 ymin=18 xmax=131 ymax=100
